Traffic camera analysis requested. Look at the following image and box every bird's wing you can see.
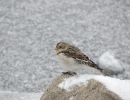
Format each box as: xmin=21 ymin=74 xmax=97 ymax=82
xmin=74 ymin=54 xmax=104 ymax=72
xmin=60 ymin=49 xmax=103 ymax=72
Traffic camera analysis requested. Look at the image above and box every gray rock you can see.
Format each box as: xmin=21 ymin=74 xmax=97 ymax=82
xmin=40 ymin=74 xmax=122 ymax=100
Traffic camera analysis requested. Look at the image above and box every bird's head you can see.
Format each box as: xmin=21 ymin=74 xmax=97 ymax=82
xmin=55 ymin=42 xmax=69 ymax=53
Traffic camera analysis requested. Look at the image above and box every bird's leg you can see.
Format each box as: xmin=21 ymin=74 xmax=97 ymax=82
xmin=62 ymin=71 xmax=77 ymax=76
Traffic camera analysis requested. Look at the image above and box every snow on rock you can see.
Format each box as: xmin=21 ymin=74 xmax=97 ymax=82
xmin=97 ymin=51 xmax=125 ymax=75
xmin=58 ymin=75 xmax=88 ymax=92
xmin=58 ymin=74 xmax=130 ymax=100
xmin=69 ymin=96 xmax=74 ymax=100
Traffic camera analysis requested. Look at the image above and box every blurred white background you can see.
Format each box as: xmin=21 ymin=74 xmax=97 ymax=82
xmin=0 ymin=0 xmax=130 ymax=99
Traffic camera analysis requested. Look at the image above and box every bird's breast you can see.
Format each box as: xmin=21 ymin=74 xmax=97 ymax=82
xmin=56 ymin=53 xmax=84 ymax=71
xmin=56 ymin=53 xmax=71 ymax=66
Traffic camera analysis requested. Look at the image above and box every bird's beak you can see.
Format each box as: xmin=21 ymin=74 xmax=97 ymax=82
xmin=55 ymin=47 xmax=58 ymax=50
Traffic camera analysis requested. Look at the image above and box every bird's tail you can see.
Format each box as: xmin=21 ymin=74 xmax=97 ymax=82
xmin=89 ymin=61 xmax=104 ymax=72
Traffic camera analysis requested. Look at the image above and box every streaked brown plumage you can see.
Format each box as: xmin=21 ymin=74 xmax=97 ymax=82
xmin=55 ymin=42 xmax=104 ymax=73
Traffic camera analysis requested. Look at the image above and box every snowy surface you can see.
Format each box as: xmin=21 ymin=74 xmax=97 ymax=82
xmin=59 ymin=74 xmax=130 ymax=100
xmin=0 ymin=91 xmax=42 ymax=100
xmin=0 ymin=0 xmax=130 ymax=99
xmin=69 ymin=96 xmax=74 ymax=100
xmin=97 ymin=51 xmax=125 ymax=75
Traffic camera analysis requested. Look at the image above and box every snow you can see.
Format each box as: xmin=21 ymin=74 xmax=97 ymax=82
xmin=69 ymin=96 xmax=74 ymax=100
xmin=97 ymin=51 xmax=125 ymax=75
xmin=58 ymin=74 xmax=130 ymax=100
xmin=0 ymin=91 xmax=42 ymax=100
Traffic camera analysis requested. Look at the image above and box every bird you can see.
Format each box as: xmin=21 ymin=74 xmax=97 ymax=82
xmin=55 ymin=41 xmax=104 ymax=75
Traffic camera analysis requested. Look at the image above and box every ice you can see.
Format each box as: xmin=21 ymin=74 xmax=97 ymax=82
xmin=97 ymin=51 xmax=125 ymax=75
xmin=59 ymin=74 xmax=130 ymax=100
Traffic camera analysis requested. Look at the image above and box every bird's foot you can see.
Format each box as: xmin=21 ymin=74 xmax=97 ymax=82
xmin=62 ymin=71 xmax=77 ymax=76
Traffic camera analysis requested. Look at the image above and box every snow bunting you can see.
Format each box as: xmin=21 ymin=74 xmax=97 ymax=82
xmin=55 ymin=42 xmax=103 ymax=75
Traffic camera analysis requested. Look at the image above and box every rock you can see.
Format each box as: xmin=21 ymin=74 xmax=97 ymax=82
xmin=40 ymin=74 xmax=122 ymax=100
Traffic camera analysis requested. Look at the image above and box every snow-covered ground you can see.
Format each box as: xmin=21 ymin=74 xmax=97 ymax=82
xmin=59 ymin=74 xmax=130 ymax=100
xmin=0 ymin=91 xmax=42 ymax=100
xmin=0 ymin=0 xmax=130 ymax=99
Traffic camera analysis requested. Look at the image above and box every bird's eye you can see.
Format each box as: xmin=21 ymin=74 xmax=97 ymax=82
xmin=59 ymin=46 xmax=62 ymax=48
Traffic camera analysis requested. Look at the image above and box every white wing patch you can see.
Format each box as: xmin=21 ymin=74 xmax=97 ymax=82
xmin=75 ymin=58 xmax=91 ymax=65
